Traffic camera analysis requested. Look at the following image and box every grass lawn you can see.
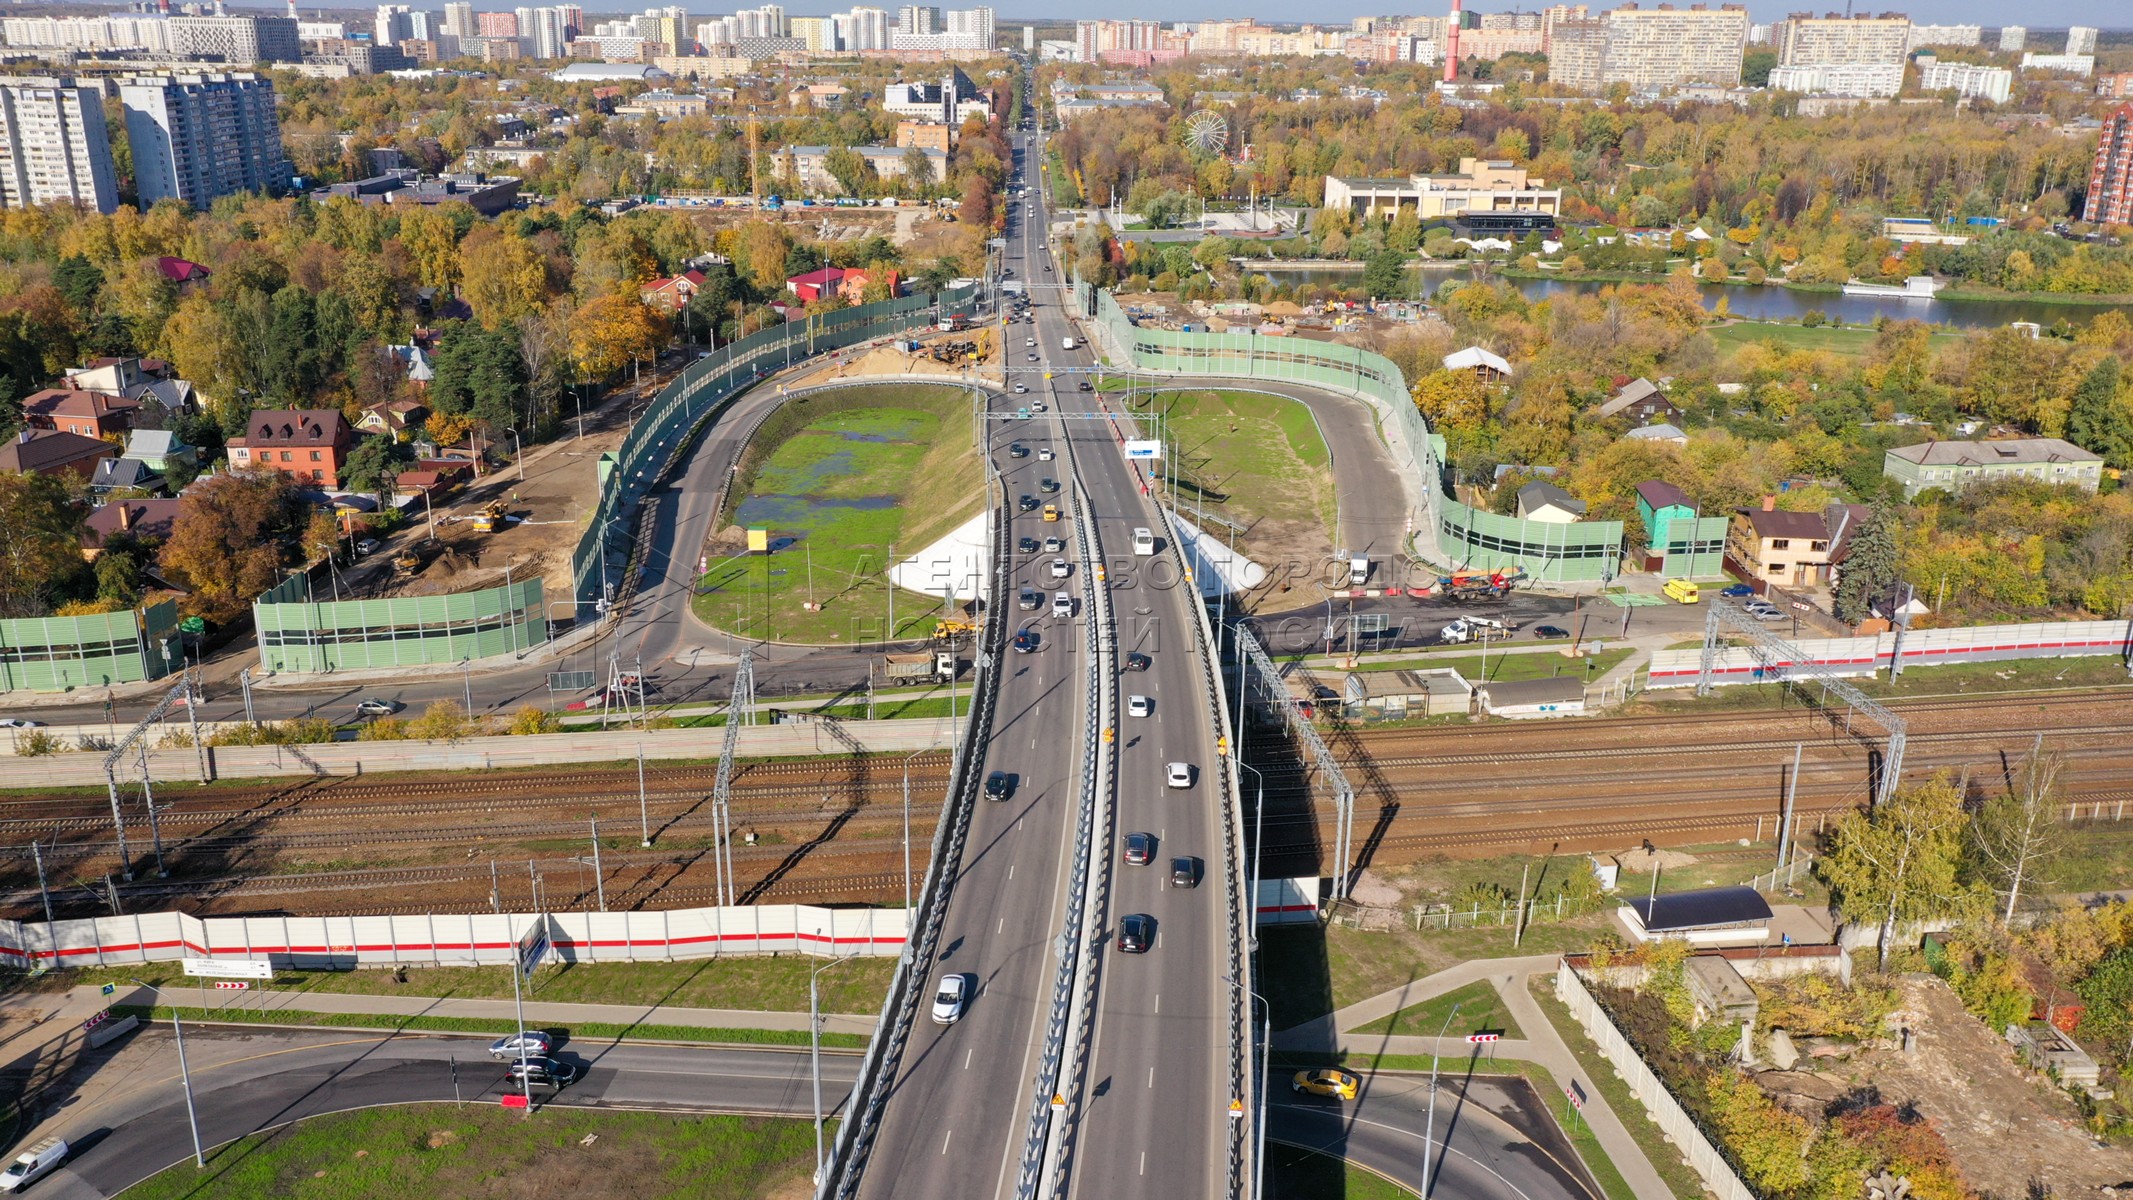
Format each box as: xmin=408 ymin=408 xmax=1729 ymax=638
xmin=84 ymin=956 xmax=893 ymax=1016
xmin=1349 ymin=647 xmax=1635 ymax=687
xmin=1708 ymin=320 xmax=1961 ymax=364
xmin=1348 ymin=979 xmax=1523 ymax=1039
xmin=1527 ymin=977 xmax=1714 ymax=1200
xmin=2051 ymin=825 xmax=2133 ymax=893
xmin=1265 ymin=1141 xmax=1416 ymax=1199
xmin=1126 ymin=388 xmax=1337 ymax=550
xmin=693 ymin=385 xmax=982 ymax=645
xmin=121 ymin=1104 xmax=819 ymax=1200
xmin=116 ymin=1005 xmax=869 ymax=1049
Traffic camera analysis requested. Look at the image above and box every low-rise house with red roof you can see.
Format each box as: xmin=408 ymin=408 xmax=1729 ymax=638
xmin=227 ymin=409 xmax=355 ymax=488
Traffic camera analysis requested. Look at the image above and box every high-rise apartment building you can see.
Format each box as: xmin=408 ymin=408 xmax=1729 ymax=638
xmin=1075 ymin=18 xmax=1161 ymax=62
xmin=119 ymin=72 xmax=289 ymax=210
xmin=167 ymin=15 xmax=301 ymax=63
xmin=1907 ymin=23 xmax=1979 ymax=48
xmin=2086 ymin=104 xmax=2133 ymax=226
xmin=944 ymin=7 xmax=993 ymax=44
xmin=1998 ymin=25 xmax=2025 ymax=51
xmin=442 ymin=2 xmax=473 ymax=37
xmin=1549 ymin=4 xmax=1750 ymax=93
xmin=789 ymin=16 xmax=833 ymax=50
xmin=476 ymin=11 xmax=519 ymax=38
xmin=897 ymin=5 xmax=939 ymax=35
xmin=2067 ymin=26 xmax=2098 ymax=56
xmin=1917 ymin=60 xmax=2012 ymax=103
xmin=0 ymin=78 xmax=119 ymax=213
xmin=1769 ymin=61 xmax=1902 ymax=96
xmin=1773 ymin=12 xmax=1909 ymax=66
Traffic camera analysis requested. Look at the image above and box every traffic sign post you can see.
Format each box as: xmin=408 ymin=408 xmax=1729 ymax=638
xmin=1465 ymin=1033 xmax=1500 ymax=1043
xmin=213 ymin=981 xmax=249 ymax=991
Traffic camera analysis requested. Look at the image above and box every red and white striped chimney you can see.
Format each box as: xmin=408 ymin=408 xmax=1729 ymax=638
xmin=1444 ymin=0 xmax=1462 ymax=83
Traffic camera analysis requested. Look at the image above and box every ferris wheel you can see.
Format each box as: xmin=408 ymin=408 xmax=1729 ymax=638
xmin=1183 ymin=109 xmax=1229 ymax=156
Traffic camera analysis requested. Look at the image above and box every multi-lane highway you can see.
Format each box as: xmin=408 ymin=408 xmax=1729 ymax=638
xmin=853 ymin=111 xmax=1232 ymax=1198
xmin=17 ymin=1024 xmax=1586 ymax=1200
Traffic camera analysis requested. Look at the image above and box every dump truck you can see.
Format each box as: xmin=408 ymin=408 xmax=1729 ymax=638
xmin=884 ymin=650 xmax=957 ymax=681
xmin=1437 ymin=567 xmax=1526 ymax=600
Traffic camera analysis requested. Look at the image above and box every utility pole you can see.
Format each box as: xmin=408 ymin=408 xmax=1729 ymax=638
xmin=588 ymin=817 xmax=606 ymax=912
xmin=810 ymin=955 xmax=853 ymax=1186
xmin=1423 ymin=1001 xmax=1465 ymax=1197
xmin=637 ymin=744 xmax=651 ymax=847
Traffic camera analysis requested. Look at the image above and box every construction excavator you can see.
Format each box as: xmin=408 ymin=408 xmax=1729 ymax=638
xmin=471 ymin=500 xmax=509 ymax=533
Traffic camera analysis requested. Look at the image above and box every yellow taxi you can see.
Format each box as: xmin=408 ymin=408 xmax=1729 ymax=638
xmin=1041 ymin=505 xmax=1061 ymax=522
xmin=1290 ymin=1068 xmax=1361 ymax=1100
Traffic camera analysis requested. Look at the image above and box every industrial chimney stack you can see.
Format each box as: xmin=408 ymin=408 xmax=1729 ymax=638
xmin=1443 ymin=0 xmax=1462 ymax=83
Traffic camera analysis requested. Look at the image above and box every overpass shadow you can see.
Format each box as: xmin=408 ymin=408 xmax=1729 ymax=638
xmin=1226 ymin=622 xmax=1354 ymax=1198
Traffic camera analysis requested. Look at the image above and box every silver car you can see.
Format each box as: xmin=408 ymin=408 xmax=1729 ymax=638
xmin=931 ymin=973 xmax=971 ymax=1024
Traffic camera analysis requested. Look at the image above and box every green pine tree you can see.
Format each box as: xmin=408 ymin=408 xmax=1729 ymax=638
xmin=1832 ymin=502 xmax=1900 ymax=626
xmin=2065 ymin=357 xmax=2131 ymax=467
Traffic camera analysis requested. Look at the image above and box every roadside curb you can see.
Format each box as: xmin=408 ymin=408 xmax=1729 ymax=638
xmin=125 ymin=1013 xmax=869 ymax=1054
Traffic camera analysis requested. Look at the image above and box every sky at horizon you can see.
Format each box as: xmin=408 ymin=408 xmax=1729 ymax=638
xmin=232 ymin=1 xmax=2123 ymax=34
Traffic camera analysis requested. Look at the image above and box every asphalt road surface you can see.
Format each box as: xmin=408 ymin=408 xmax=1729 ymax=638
xmin=26 ymin=1026 xmax=859 ymax=1199
xmin=852 ymin=130 xmax=1096 ymax=1200
xmin=1270 ymin=1070 xmax=1602 ymax=1200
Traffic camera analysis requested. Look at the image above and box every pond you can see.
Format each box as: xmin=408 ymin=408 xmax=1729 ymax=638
xmin=1246 ymin=264 xmax=2128 ymax=330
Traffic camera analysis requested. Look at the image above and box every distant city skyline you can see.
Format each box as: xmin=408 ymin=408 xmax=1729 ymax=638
xmin=228 ymin=3 xmax=2119 ymax=23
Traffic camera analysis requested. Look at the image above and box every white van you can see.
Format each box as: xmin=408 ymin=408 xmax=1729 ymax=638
xmin=1061 ymin=336 xmax=1077 ymax=351
xmin=1348 ymin=557 xmax=1369 ymax=586
xmin=1 ymin=1138 xmax=67 ymax=1192
xmin=1132 ymin=527 xmax=1155 ymax=556
xmin=1052 ymin=593 xmax=1074 ymax=617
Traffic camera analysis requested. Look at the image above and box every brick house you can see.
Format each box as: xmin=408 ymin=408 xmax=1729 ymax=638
xmin=22 ymin=387 xmax=138 ymax=438
xmin=0 ymin=429 xmax=118 ymax=480
xmin=227 ymin=409 xmax=355 ymax=488
xmin=640 ymin=269 xmax=710 ymax=311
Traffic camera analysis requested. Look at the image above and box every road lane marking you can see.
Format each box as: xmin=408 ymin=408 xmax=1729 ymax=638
xmin=1008 ymin=864 xmax=1016 ymax=880
xmin=1154 ymin=993 xmax=1160 ymax=1014
xmin=1140 ymin=1152 xmax=1147 ymax=1175
xmin=964 ymin=1048 xmax=974 ymax=1070
xmin=941 ymin=1129 xmax=953 ymax=1155
xmin=998 ymin=917 xmax=1005 ymax=933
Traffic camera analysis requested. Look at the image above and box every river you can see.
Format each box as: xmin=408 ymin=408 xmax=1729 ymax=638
xmin=1246 ymin=264 xmax=2128 ymax=330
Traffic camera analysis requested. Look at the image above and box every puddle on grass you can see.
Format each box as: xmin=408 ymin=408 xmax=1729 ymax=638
xmin=735 ymin=494 xmax=898 ymax=530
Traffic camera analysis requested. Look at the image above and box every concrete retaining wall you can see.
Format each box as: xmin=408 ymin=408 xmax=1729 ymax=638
xmin=1646 ymin=618 xmax=2133 ymax=687
xmin=1553 ymin=958 xmax=1757 ymax=1200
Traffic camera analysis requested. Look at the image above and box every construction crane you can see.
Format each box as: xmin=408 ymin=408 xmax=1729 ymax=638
xmin=931 ymin=619 xmax=977 ymax=642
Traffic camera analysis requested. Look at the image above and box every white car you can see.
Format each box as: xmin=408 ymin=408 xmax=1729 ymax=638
xmin=1026 ymin=337 xmax=1036 ymax=347
xmin=0 ymin=718 xmax=45 ymax=729
xmin=1014 ymin=383 xmax=1028 ymax=393
xmin=1128 ymin=695 xmax=1152 ymax=718
xmin=931 ymin=972 xmax=971 ymax=1023
xmin=1037 ymin=448 xmax=1054 ymax=461
xmin=1049 ymin=558 xmax=1071 ymax=579
xmin=1166 ymin=762 xmax=1193 ymax=789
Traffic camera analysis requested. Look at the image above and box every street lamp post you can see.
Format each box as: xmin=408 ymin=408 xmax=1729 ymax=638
xmin=129 ymin=979 xmax=205 ymax=1168
xmin=1237 ymin=761 xmax=1265 ymax=944
xmin=1422 ymin=1000 xmax=1466 ymax=1197
xmin=811 ymin=953 xmax=855 ymax=1185
xmin=900 ymin=745 xmax=934 ymax=911
xmin=1222 ymin=974 xmax=1270 ymax=1200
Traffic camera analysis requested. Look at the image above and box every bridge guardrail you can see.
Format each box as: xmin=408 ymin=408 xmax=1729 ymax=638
xmin=822 ymin=394 xmax=1011 ymax=1200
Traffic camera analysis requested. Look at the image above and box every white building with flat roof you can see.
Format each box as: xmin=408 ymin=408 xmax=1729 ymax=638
xmin=1919 ymin=60 xmax=2012 ymax=103
xmin=1768 ymin=61 xmax=1902 ymax=97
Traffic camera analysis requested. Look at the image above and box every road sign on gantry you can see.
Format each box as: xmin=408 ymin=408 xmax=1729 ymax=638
xmin=1123 ymin=440 xmax=1161 ymax=460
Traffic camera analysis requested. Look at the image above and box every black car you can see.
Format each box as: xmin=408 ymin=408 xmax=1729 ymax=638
xmin=1124 ymin=653 xmax=1151 ymax=672
xmin=985 ymin=771 xmax=1014 ymax=801
xmin=1039 ymin=478 xmax=1059 ymax=493
xmin=1018 ymin=536 xmax=1039 ymax=554
xmin=1007 ymin=443 xmax=1028 ymax=459
xmin=1013 ymin=629 xmax=1040 ymax=653
xmin=505 ymin=1056 xmax=579 ymax=1087
xmin=1123 ymin=831 xmax=1155 ymax=865
xmin=1116 ymin=914 xmax=1153 ymax=953
xmin=1533 ymin=625 xmax=1570 ymax=639
xmin=1019 ymin=494 xmax=1038 ymax=511
xmin=1168 ymin=857 xmax=1200 ymax=889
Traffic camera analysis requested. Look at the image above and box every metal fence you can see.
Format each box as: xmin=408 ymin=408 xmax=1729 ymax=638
xmin=251 ymin=573 xmax=547 ymax=673
xmin=0 ymin=905 xmax=909 ymax=971
xmin=1087 ymin=290 xmax=1626 ymax=583
xmin=1648 ymin=617 xmax=2133 ymax=687
xmin=570 ymin=285 xmax=980 ymax=622
xmin=0 ymin=600 xmax=180 ymax=694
